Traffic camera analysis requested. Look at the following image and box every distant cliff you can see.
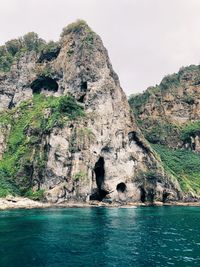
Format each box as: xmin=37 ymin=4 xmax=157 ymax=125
xmin=129 ymin=65 xmax=200 ymax=199
xmin=0 ymin=20 xmax=180 ymax=204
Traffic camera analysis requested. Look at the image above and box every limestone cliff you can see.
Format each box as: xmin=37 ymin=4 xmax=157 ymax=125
xmin=0 ymin=20 xmax=180 ymax=203
xmin=129 ymin=65 xmax=200 ymax=198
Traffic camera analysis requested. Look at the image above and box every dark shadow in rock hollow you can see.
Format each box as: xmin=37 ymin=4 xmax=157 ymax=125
xmin=140 ymin=187 xmax=146 ymax=203
xmin=90 ymin=157 xmax=109 ymax=201
xmin=162 ymin=190 xmax=170 ymax=203
xmin=116 ymin=182 xmax=127 ymax=202
xmin=37 ymin=48 xmax=60 ymax=63
xmin=81 ymin=81 xmax=87 ymax=92
xmin=116 ymin=182 xmax=126 ymax=193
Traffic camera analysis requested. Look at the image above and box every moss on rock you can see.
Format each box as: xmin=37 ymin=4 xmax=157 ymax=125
xmin=0 ymin=94 xmax=85 ymax=197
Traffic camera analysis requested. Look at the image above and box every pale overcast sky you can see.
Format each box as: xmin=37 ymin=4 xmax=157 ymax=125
xmin=1 ymin=0 xmax=200 ymax=95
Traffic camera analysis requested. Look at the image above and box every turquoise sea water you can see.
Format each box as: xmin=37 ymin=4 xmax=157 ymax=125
xmin=0 ymin=206 xmax=200 ymax=267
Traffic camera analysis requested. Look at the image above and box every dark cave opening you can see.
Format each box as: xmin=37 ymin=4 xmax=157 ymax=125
xmin=90 ymin=189 xmax=109 ymax=201
xmin=90 ymin=157 xmax=109 ymax=201
xmin=162 ymin=190 xmax=170 ymax=203
xmin=37 ymin=48 xmax=60 ymax=63
xmin=140 ymin=187 xmax=155 ymax=203
xmin=95 ymin=157 xmax=105 ymax=189
xmin=147 ymin=189 xmax=155 ymax=203
xmin=81 ymin=81 xmax=87 ymax=92
xmin=140 ymin=187 xmax=146 ymax=203
xmin=116 ymin=182 xmax=126 ymax=193
xmin=78 ymin=94 xmax=86 ymax=103
xmin=31 ymin=76 xmax=58 ymax=94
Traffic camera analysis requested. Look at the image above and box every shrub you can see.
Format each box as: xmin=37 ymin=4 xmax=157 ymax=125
xmin=25 ymin=189 xmax=45 ymax=201
xmin=182 ymin=95 xmax=195 ymax=105
xmin=0 ymin=32 xmax=46 ymax=72
xmin=39 ymin=40 xmax=60 ymax=54
xmin=60 ymin=19 xmax=89 ymax=37
xmin=0 ymin=46 xmax=6 ymax=57
xmin=0 ymin=53 xmax=13 ymax=72
xmin=72 ymin=171 xmax=87 ymax=182
xmin=144 ymin=121 xmax=179 ymax=144
xmin=0 ymin=170 xmax=19 ymax=197
xmin=58 ymin=95 xmax=84 ymax=119
xmin=22 ymin=32 xmax=45 ymax=52
xmin=181 ymin=121 xmax=200 ymax=142
xmin=159 ymin=73 xmax=180 ymax=91
xmin=129 ymin=91 xmax=150 ymax=116
xmin=5 ymin=39 xmax=22 ymax=56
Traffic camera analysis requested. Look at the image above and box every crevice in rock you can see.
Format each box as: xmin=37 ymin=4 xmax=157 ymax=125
xmin=31 ymin=76 xmax=58 ymax=94
xmin=90 ymin=157 xmax=109 ymax=201
xmin=94 ymin=157 xmax=105 ymax=188
xmin=8 ymin=95 xmax=15 ymax=109
xmin=140 ymin=187 xmax=146 ymax=203
xmin=81 ymin=81 xmax=87 ymax=92
xmin=78 ymin=94 xmax=86 ymax=103
xmin=128 ymin=131 xmax=150 ymax=153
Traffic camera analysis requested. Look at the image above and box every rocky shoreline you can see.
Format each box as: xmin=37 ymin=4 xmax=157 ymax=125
xmin=0 ymin=196 xmax=200 ymax=211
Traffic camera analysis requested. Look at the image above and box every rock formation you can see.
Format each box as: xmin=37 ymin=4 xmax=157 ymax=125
xmin=129 ymin=65 xmax=200 ymax=149
xmin=129 ymin=65 xmax=200 ymax=199
xmin=0 ymin=20 xmax=181 ymax=203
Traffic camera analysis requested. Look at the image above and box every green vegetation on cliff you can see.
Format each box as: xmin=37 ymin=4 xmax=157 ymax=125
xmin=0 ymin=94 xmax=84 ymax=197
xmin=181 ymin=121 xmax=200 ymax=142
xmin=0 ymin=170 xmax=19 ymax=197
xmin=61 ymin=19 xmax=93 ymax=37
xmin=153 ymin=144 xmax=200 ymax=195
xmin=129 ymin=91 xmax=151 ymax=117
xmin=0 ymin=32 xmax=59 ymax=72
xmin=134 ymin=119 xmax=180 ymax=145
xmin=0 ymin=19 xmax=94 ymax=73
xmin=25 ymin=189 xmax=45 ymax=201
xmin=129 ymin=65 xmax=200 ymax=116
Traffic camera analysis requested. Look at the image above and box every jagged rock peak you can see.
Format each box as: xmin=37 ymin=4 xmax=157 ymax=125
xmin=0 ymin=20 xmax=181 ymax=203
xmin=0 ymin=19 xmax=121 ymax=110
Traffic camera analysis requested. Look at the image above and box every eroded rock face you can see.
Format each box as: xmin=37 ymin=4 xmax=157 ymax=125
xmin=0 ymin=22 xmax=181 ymax=203
xmin=129 ymin=65 xmax=200 ymax=150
